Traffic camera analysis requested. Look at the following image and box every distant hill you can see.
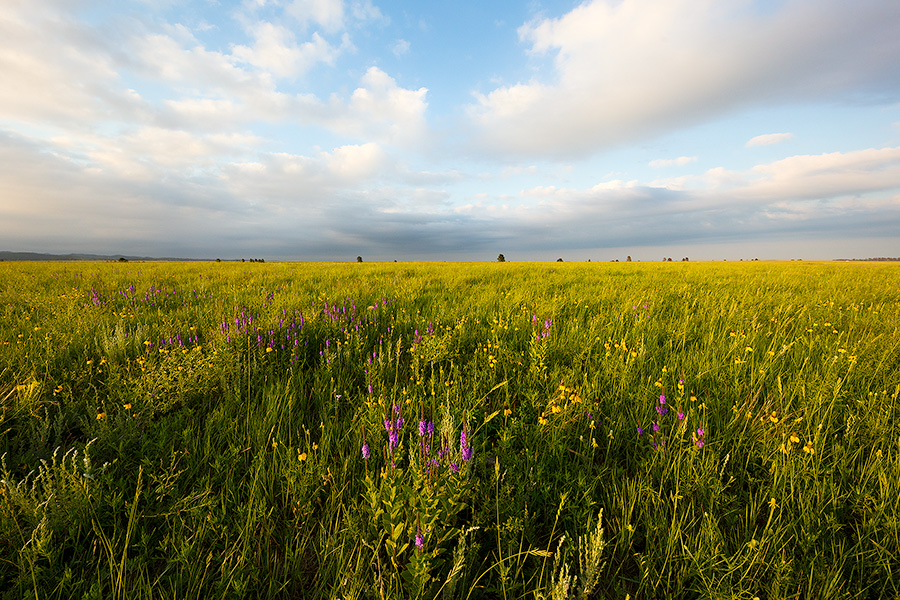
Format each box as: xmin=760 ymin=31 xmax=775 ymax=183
xmin=0 ymin=251 xmax=209 ymax=262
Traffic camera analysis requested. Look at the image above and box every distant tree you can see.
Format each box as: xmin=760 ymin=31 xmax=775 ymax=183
xmin=357 ymin=256 xmax=363 ymax=263
xmin=215 ymin=258 xmax=221 ymax=262
xmin=626 ymin=255 xmax=632 ymax=262
xmin=497 ymin=254 xmax=506 ymax=262
xmin=118 ymin=257 xmax=128 ymax=263
xmin=556 ymin=258 xmax=563 ymax=262
xmin=667 ymin=257 xmax=672 ymax=262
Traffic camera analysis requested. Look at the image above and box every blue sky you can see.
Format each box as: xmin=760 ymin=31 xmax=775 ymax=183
xmin=2 ymin=0 xmax=899 ymax=261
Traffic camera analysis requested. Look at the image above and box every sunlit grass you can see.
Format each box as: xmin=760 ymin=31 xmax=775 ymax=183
xmin=1 ymin=260 xmax=898 ymax=598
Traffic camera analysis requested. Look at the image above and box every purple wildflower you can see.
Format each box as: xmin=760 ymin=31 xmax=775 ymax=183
xmin=652 ymin=422 xmax=660 ymax=432
xmin=415 ymin=530 xmax=424 ymax=549
xmin=419 ymin=419 xmax=427 ymax=437
xmin=460 ymin=426 xmax=472 ymax=462
xmin=362 ymin=442 xmax=370 ymax=460
xmin=637 ymin=427 xmax=644 ymax=436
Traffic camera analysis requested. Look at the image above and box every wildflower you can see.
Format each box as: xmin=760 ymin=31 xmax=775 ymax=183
xmin=652 ymin=422 xmax=660 ymax=432
xmin=96 ymin=408 xmax=106 ymax=420
xmin=298 ymin=452 xmax=307 ymax=462
xmin=415 ymin=530 xmax=424 ymax=549
xmin=419 ymin=419 xmax=427 ymax=437
xmin=803 ymin=441 xmax=814 ymax=455
xmin=693 ymin=427 xmax=706 ymax=448
xmin=539 ymin=415 xmax=548 ymax=425
xmin=504 ymin=407 xmax=512 ymax=416
xmin=637 ymin=426 xmax=644 ymax=436
xmin=362 ymin=442 xmax=370 ymax=460
xmin=789 ymin=433 xmax=799 ymax=444
xmin=769 ymin=412 xmax=779 ymax=424
xmin=460 ymin=425 xmax=473 ymax=462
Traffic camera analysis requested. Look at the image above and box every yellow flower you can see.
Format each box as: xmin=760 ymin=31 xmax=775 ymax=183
xmin=803 ymin=441 xmax=814 ymax=455
xmin=769 ymin=412 xmax=779 ymax=424
xmin=266 ymin=347 xmax=273 ymax=353
xmin=551 ymin=404 xmax=562 ymax=414
xmin=312 ymin=443 xmax=318 ymax=451
xmin=504 ymin=408 xmax=512 ymax=416
xmin=538 ymin=415 xmax=548 ymax=425
xmin=298 ymin=452 xmax=307 ymax=462
xmin=745 ymin=346 xmax=753 ymax=353
xmin=96 ymin=409 xmax=106 ymax=420
xmin=272 ymin=440 xmax=279 ymax=449
xmin=123 ymin=402 xmax=132 ymax=410
xmin=789 ymin=433 xmax=799 ymax=444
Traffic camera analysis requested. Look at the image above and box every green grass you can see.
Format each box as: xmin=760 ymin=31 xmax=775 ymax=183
xmin=1 ymin=260 xmax=899 ymax=599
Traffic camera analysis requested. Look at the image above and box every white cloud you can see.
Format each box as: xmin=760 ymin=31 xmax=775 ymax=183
xmin=328 ymin=67 xmax=429 ymax=147
xmin=392 ymin=39 xmax=410 ymax=57
xmin=468 ymin=0 xmax=900 ymax=159
xmin=649 ymin=156 xmax=697 ymax=168
xmin=286 ymin=0 xmax=346 ymax=32
xmin=231 ymin=22 xmax=342 ymax=78
xmin=746 ymin=133 xmax=794 ymax=147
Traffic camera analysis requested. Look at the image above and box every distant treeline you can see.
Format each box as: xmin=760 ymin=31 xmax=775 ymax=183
xmin=834 ymin=257 xmax=900 ymax=262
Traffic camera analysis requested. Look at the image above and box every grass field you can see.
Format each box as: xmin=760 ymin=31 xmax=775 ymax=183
xmin=1 ymin=260 xmax=899 ymax=599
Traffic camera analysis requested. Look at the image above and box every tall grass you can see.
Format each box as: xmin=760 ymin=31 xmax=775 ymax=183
xmin=1 ymin=260 xmax=898 ymax=598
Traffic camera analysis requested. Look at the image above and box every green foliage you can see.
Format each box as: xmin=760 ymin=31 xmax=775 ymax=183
xmin=1 ymin=260 xmax=899 ymax=598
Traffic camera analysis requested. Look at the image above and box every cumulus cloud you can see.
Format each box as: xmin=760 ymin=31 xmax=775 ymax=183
xmin=231 ymin=22 xmax=344 ymax=78
xmin=746 ymin=133 xmax=794 ymax=147
xmin=468 ymin=0 xmax=900 ymax=159
xmin=326 ymin=67 xmax=429 ymax=147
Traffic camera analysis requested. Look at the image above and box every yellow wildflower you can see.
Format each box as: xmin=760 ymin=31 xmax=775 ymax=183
xmin=96 ymin=409 xmax=106 ymax=420
xmin=803 ymin=441 xmax=814 ymax=455
xmin=298 ymin=452 xmax=307 ymax=462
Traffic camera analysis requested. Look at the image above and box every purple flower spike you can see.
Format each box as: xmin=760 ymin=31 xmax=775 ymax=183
xmin=415 ymin=531 xmax=424 ymax=549
xmin=637 ymin=427 xmax=644 ymax=436
xmin=659 ymin=395 xmax=666 ymax=404
xmin=362 ymin=442 xmax=370 ymax=460
xmin=460 ymin=426 xmax=472 ymax=462
xmin=419 ymin=419 xmax=427 ymax=437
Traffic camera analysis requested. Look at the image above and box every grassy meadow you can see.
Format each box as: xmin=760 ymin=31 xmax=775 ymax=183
xmin=1 ymin=259 xmax=899 ymax=599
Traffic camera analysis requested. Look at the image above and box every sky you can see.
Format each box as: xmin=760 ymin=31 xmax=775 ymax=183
xmin=2 ymin=0 xmax=900 ymax=261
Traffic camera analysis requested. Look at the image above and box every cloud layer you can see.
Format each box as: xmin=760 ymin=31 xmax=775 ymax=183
xmin=1 ymin=0 xmax=898 ymax=260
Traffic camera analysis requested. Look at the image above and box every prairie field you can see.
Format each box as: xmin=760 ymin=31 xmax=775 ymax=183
xmin=1 ymin=260 xmax=899 ymax=599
